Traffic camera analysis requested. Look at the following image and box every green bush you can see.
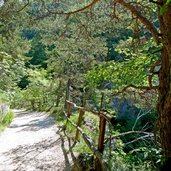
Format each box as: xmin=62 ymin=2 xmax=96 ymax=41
xmin=50 ymin=105 xmax=65 ymax=123
xmin=65 ymin=113 xmax=78 ymax=138
xmin=0 ymin=110 xmax=14 ymax=131
xmin=0 ymin=93 xmax=8 ymax=103
xmin=2 ymin=110 xmax=14 ymax=125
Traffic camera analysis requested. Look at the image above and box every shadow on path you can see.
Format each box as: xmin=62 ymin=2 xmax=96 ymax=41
xmin=0 ymin=110 xmax=79 ymax=171
xmin=2 ymin=138 xmax=62 ymax=170
xmin=57 ymin=129 xmax=78 ymax=171
xmin=10 ymin=111 xmax=55 ymax=132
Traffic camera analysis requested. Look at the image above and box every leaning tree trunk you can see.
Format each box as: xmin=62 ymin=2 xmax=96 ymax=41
xmin=158 ymin=2 xmax=171 ymax=170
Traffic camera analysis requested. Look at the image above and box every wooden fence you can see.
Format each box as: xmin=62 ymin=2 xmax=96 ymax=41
xmin=64 ymin=100 xmax=117 ymax=171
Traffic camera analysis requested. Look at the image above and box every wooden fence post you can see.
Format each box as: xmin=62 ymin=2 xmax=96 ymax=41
xmin=63 ymin=102 xmax=72 ymax=131
xmin=75 ymin=93 xmax=86 ymax=141
xmin=75 ymin=108 xmax=85 ymax=141
xmin=67 ymin=102 xmax=72 ymax=118
xmin=95 ymin=116 xmax=107 ymax=171
xmin=95 ymin=92 xmax=106 ymax=170
xmin=98 ymin=116 xmax=107 ymax=152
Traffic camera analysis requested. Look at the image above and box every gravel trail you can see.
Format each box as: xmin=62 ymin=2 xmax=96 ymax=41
xmin=0 ymin=110 xmax=77 ymax=171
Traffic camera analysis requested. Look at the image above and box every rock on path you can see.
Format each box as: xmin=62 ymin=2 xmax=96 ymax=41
xmin=0 ymin=110 xmax=77 ymax=171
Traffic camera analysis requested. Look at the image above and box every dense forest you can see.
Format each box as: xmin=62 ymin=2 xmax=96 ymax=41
xmin=0 ymin=0 xmax=171 ymax=170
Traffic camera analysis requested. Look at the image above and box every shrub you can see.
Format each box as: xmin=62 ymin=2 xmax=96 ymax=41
xmin=0 ymin=110 xmax=14 ymax=131
xmin=2 ymin=110 xmax=14 ymax=125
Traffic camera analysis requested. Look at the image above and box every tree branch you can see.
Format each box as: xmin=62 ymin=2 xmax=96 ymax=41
xmin=15 ymin=0 xmax=30 ymax=13
xmin=36 ymin=0 xmax=100 ymax=20
xmin=36 ymin=0 xmax=99 ymax=19
xmin=114 ymin=0 xmax=160 ymax=44
xmin=125 ymin=134 xmax=154 ymax=146
xmin=105 ymin=131 xmax=153 ymax=142
xmin=148 ymin=59 xmax=161 ymax=87
xmin=111 ymin=84 xmax=158 ymax=97
xmin=132 ymin=109 xmax=151 ymax=131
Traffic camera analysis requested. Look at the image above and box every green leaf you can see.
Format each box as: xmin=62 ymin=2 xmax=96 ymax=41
xmin=160 ymin=0 xmax=171 ymax=15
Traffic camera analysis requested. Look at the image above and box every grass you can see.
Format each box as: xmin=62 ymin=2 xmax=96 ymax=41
xmin=0 ymin=110 xmax=14 ymax=132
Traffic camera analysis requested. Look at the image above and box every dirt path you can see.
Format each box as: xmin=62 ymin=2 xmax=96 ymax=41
xmin=0 ymin=110 xmax=77 ymax=171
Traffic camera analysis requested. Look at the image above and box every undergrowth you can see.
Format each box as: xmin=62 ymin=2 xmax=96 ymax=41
xmin=0 ymin=110 xmax=14 ymax=132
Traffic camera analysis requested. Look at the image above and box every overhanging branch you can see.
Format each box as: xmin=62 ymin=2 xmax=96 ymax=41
xmin=60 ymin=0 xmax=100 ymax=15
xmin=149 ymin=59 xmax=161 ymax=87
xmin=111 ymin=84 xmax=158 ymax=97
xmin=114 ymin=0 xmax=160 ymax=44
xmin=36 ymin=0 xmax=100 ymax=19
xmin=15 ymin=0 xmax=30 ymax=13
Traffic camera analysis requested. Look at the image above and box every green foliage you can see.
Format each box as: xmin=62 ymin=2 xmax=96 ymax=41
xmin=12 ymin=68 xmax=52 ymax=109
xmin=26 ymin=34 xmax=48 ymax=68
xmin=104 ymin=137 xmax=163 ymax=171
xmin=0 ymin=110 xmax=14 ymax=132
xmin=86 ymin=38 xmax=159 ymax=90
xmin=73 ymin=137 xmax=92 ymax=154
xmin=65 ymin=113 xmax=78 ymax=138
xmin=1 ymin=110 xmax=14 ymax=125
xmin=160 ymin=0 xmax=171 ymax=15
xmin=50 ymin=105 xmax=65 ymax=123
xmin=0 ymin=51 xmax=27 ymax=93
xmin=0 ymin=91 xmax=8 ymax=103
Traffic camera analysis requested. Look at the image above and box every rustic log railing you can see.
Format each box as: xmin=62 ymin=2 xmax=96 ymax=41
xmin=64 ymin=100 xmax=117 ymax=171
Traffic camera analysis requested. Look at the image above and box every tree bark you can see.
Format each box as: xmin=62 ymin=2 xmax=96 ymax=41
xmin=157 ymin=2 xmax=171 ymax=169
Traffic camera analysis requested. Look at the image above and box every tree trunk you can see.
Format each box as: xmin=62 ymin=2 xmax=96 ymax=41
xmin=158 ymin=2 xmax=171 ymax=170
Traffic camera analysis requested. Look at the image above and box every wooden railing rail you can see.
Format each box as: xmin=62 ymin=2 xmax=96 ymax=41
xmin=66 ymin=100 xmax=116 ymax=125
xmin=64 ymin=100 xmax=117 ymax=171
